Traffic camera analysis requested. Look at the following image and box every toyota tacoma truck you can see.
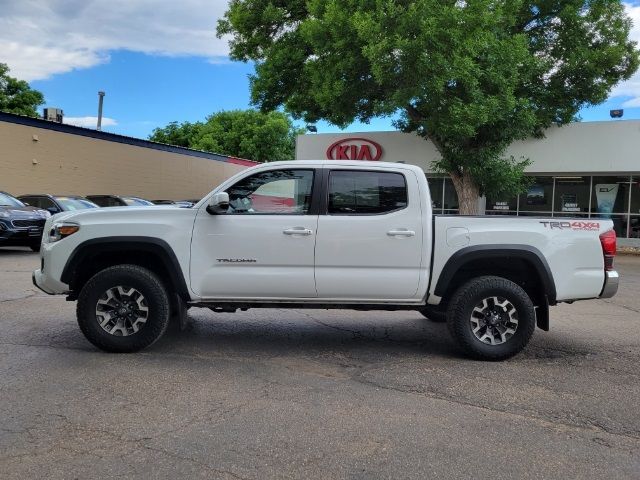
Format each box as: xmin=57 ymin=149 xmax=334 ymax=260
xmin=32 ymin=161 xmax=619 ymax=360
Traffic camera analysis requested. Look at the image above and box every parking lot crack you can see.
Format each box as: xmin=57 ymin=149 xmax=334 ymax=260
xmin=353 ymin=373 xmax=640 ymax=442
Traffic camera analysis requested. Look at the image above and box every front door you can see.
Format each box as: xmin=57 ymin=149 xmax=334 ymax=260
xmin=190 ymin=168 xmax=318 ymax=299
xmin=314 ymin=168 xmax=424 ymax=301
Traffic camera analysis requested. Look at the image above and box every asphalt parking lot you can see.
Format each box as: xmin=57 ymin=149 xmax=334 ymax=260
xmin=1 ymin=249 xmax=639 ymax=479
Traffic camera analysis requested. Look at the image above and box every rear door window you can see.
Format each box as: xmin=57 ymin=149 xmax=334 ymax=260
xmin=328 ymin=171 xmax=408 ymax=214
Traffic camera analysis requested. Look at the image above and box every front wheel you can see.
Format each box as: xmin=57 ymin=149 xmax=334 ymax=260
xmin=447 ymin=276 xmax=536 ymax=361
xmin=77 ymin=265 xmax=171 ymax=352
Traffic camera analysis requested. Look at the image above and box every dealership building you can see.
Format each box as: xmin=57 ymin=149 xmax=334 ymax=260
xmin=296 ymin=121 xmax=640 ymax=246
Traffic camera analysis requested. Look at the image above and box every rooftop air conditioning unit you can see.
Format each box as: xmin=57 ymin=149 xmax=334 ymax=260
xmin=43 ymin=108 xmax=64 ymax=123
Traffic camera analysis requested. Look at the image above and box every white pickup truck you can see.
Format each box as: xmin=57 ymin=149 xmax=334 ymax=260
xmin=33 ymin=161 xmax=619 ymax=360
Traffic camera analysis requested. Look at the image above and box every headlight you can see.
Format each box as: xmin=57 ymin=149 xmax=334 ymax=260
xmin=0 ymin=211 xmax=9 ymax=218
xmin=48 ymin=222 xmax=80 ymax=242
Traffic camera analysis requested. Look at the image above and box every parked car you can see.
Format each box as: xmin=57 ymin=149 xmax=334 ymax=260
xmin=0 ymin=191 xmax=50 ymax=251
xmin=33 ymin=161 xmax=619 ymax=359
xmin=86 ymin=195 xmax=155 ymax=207
xmin=19 ymin=194 xmax=99 ymax=214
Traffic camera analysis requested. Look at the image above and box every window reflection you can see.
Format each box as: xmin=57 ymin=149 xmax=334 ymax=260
xmin=443 ymin=178 xmax=459 ymax=211
xmin=553 ymin=176 xmax=590 ymax=215
xmin=426 ymin=177 xmax=444 ymax=213
xmin=591 ymin=176 xmax=631 ymax=215
xmin=519 ymin=177 xmax=553 ymax=214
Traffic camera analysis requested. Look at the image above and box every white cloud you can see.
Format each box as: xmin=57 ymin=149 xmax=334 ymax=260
xmin=606 ymin=3 xmax=640 ymax=105
xmin=64 ymin=116 xmax=117 ymax=128
xmin=0 ymin=0 xmax=231 ymax=81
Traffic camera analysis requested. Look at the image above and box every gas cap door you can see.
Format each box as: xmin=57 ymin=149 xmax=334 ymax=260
xmin=446 ymin=227 xmax=470 ymax=247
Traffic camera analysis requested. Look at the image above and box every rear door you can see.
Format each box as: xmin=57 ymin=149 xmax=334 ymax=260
xmin=314 ymin=167 xmax=424 ymax=301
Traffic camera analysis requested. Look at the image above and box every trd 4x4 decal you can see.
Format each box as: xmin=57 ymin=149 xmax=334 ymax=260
xmin=539 ymin=221 xmax=600 ymax=231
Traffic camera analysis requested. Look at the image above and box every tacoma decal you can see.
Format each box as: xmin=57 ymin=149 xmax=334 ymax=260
xmin=216 ymin=258 xmax=257 ymax=263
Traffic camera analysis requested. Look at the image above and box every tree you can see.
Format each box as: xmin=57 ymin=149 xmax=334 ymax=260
xmin=148 ymin=121 xmax=201 ymax=148
xmin=217 ymin=0 xmax=639 ymax=213
xmin=0 ymin=63 xmax=45 ymax=118
xmin=149 ymin=109 xmax=304 ymax=162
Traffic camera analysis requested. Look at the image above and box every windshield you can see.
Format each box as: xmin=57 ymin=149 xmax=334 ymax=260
xmin=55 ymin=197 xmax=99 ymax=211
xmin=123 ymin=197 xmax=154 ymax=206
xmin=0 ymin=192 xmax=25 ymax=207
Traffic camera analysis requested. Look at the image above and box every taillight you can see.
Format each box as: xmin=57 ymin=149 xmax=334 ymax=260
xmin=599 ymin=229 xmax=616 ymax=271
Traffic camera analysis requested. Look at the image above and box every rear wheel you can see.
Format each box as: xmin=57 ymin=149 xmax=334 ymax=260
xmin=447 ymin=276 xmax=536 ymax=361
xmin=77 ymin=265 xmax=170 ymax=352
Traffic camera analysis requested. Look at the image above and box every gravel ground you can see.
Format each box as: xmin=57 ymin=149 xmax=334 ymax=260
xmin=1 ymin=248 xmax=639 ymax=479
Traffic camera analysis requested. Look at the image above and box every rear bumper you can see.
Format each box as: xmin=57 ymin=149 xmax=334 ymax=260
xmin=599 ymin=271 xmax=619 ymax=299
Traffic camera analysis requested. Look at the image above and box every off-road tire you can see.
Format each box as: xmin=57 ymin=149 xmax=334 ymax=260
xmin=447 ymin=276 xmax=536 ymax=361
xmin=77 ymin=264 xmax=170 ymax=352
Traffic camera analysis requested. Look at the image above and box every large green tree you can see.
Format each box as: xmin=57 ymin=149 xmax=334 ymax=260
xmin=0 ymin=63 xmax=45 ymax=118
xmin=149 ymin=109 xmax=304 ymax=161
xmin=217 ymin=0 xmax=639 ymax=213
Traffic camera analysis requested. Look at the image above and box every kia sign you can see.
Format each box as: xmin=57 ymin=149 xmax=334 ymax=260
xmin=326 ymin=137 xmax=383 ymax=161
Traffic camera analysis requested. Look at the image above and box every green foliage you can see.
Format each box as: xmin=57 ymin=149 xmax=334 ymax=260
xmin=149 ymin=109 xmax=304 ymax=162
xmin=0 ymin=63 xmax=45 ymax=118
xmin=148 ymin=121 xmax=200 ymax=148
xmin=217 ymin=0 xmax=639 ymax=208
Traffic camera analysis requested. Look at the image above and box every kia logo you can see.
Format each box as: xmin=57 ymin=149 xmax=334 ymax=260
xmin=326 ymin=138 xmax=383 ymax=161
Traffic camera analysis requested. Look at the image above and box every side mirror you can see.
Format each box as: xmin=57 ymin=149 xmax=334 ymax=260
xmin=47 ymin=207 xmax=60 ymax=214
xmin=206 ymin=192 xmax=230 ymax=215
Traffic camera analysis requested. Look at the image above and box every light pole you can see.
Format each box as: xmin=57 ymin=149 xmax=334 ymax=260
xmin=97 ymin=91 xmax=105 ymax=131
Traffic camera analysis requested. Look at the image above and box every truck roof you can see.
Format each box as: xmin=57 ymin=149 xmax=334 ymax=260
xmin=263 ymin=160 xmax=424 ymax=172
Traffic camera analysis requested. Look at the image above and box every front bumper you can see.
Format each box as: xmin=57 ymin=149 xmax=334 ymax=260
xmin=599 ymin=270 xmax=619 ymax=299
xmin=32 ymin=270 xmax=55 ymax=295
xmin=0 ymin=227 xmax=43 ymax=245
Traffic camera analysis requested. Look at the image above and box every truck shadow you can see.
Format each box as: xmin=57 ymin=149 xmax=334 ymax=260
xmin=157 ymin=309 xmax=460 ymax=359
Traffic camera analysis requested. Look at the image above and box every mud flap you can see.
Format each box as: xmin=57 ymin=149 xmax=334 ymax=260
xmin=173 ymin=293 xmax=189 ymax=331
xmin=535 ymin=296 xmax=550 ymax=331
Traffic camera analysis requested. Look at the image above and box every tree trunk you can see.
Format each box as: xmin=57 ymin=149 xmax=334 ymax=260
xmin=450 ymin=170 xmax=480 ymax=215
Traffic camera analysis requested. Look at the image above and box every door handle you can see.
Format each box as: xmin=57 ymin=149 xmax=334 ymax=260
xmin=283 ymin=227 xmax=313 ymax=236
xmin=387 ymin=229 xmax=416 ymax=237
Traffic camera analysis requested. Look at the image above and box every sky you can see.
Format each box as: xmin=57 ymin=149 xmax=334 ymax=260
xmin=2 ymin=0 xmax=640 ymax=139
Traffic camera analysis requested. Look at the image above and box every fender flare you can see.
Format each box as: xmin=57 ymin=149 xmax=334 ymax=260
xmin=433 ymin=244 xmax=557 ymax=304
xmin=61 ymin=236 xmax=190 ymax=299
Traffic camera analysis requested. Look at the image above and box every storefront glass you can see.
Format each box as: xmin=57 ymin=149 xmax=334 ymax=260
xmin=486 ymin=193 xmax=518 ymax=215
xmin=421 ymin=173 xmax=637 ymax=238
xmin=591 ymin=176 xmax=631 ymax=215
xmin=553 ymin=176 xmax=591 ymax=217
xmin=426 ymin=177 xmax=444 ymax=213
xmin=518 ymin=177 xmax=554 ymax=215
xmin=630 ymin=177 xmax=640 ymax=216
xmin=443 ymin=178 xmax=459 ymax=214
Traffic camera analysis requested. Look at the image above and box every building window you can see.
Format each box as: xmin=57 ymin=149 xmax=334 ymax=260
xmin=426 ymin=176 xmax=444 ymax=214
xmin=553 ymin=176 xmax=591 ymax=217
xmin=486 ymin=194 xmax=518 ymax=215
xmin=630 ymin=178 xmax=640 ymax=239
xmin=518 ymin=177 xmax=554 ymax=215
xmin=591 ymin=176 xmax=632 ymax=238
xmin=443 ymin=178 xmax=459 ymax=214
